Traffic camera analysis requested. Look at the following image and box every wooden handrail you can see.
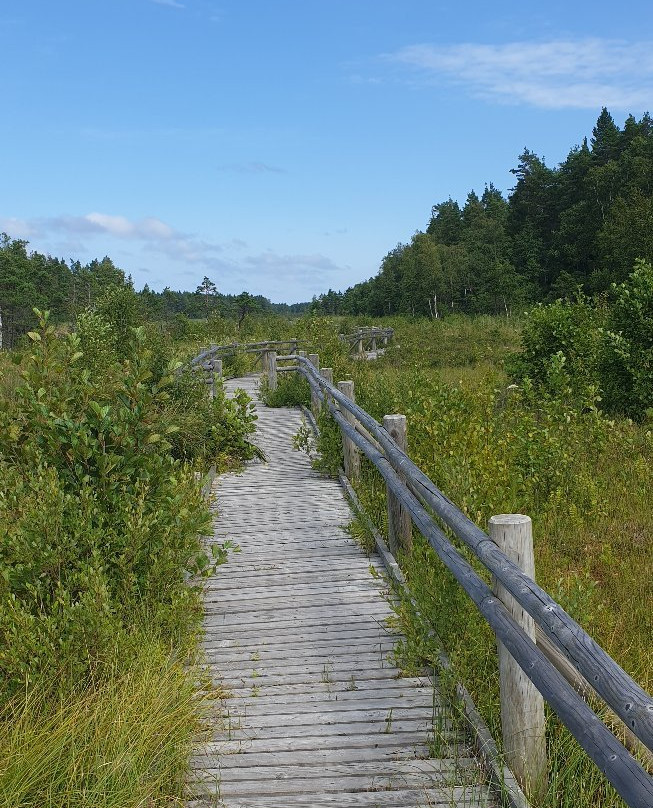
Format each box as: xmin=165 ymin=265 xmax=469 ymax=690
xmin=293 ymin=356 xmax=653 ymax=808
xmin=187 ymin=340 xmax=653 ymax=806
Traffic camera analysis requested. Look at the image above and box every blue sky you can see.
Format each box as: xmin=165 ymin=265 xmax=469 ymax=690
xmin=1 ymin=1 xmax=652 ymax=303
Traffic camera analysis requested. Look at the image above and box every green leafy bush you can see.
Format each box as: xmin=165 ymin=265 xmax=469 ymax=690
xmin=0 ymin=312 xmax=247 ymax=696
xmin=511 ymin=293 xmax=606 ymax=397
xmin=601 ymin=259 xmax=653 ymax=417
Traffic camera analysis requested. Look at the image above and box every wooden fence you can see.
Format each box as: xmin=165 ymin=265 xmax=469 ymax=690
xmin=259 ymin=349 xmax=653 ymax=808
xmin=338 ymin=326 xmax=394 ymax=356
xmin=191 ymin=340 xmax=653 ymax=806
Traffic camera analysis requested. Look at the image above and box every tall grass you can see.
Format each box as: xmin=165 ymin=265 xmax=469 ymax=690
xmin=0 ymin=640 xmax=201 ymax=808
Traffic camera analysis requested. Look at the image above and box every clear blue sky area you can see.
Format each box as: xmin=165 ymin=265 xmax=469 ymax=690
xmin=2 ymin=1 xmax=652 ymax=302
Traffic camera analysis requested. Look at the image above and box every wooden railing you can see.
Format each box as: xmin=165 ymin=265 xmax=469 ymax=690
xmin=191 ymin=340 xmax=653 ymax=806
xmin=338 ymin=326 xmax=393 ymax=356
xmin=261 ymin=350 xmax=653 ymax=808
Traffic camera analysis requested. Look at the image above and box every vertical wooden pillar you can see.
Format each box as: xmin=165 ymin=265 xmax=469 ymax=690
xmin=267 ymin=350 xmax=277 ymax=391
xmin=370 ymin=335 xmax=377 ymax=351
xmin=489 ymin=514 xmax=547 ymax=801
xmin=382 ymin=414 xmax=411 ymax=556
xmin=308 ymin=353 xmax=320 ymax=416
xmin=214 ymin=358 xmax=223 ymax=379
xmin=356 ymin=331 xmax=364 ymax=356
xmin=338 ymin=380 xmax=360 ymax=481
xmin=320 ymin=367 xmax=333 ymax=409
xmin=261 ymin=350 xmax=270 ymax=374
xmin=208 ymin=361 xmax=215 ymax=400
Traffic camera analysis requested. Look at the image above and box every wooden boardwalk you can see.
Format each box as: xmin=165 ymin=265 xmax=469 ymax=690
xmin=188 ymin=374 xmax=496 ymax=808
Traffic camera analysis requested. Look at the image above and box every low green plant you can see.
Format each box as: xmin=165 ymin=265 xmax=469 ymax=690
xmin=259 ymin=371 xmax=310 ymax=408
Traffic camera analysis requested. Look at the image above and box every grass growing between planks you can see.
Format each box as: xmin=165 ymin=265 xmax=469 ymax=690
xmin=290 ymin=314 xmax=651 ymax=808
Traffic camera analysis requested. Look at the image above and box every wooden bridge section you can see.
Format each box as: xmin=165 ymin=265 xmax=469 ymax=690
xmin=189 ymin=374 xmax=495 ymax=808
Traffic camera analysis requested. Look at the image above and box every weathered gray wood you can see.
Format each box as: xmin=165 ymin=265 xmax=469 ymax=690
xmin=489 ymin=515 xmax=547 ymax=801
xmin=383 ymin=414 xmax=412 ymax=556
xmin=189 ymin=372 xmax=498 ymax=808
xmin=338 ymin=380 xmax=360 ymax=480
xmin=320 ymin=367 xmax=333 ymax=408
xmin=266 ymin=350 xmax=277 ymax=391
xmin=307 ymin=353 xmax=320 ymax=415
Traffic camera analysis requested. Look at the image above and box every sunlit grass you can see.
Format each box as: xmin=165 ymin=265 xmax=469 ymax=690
xmin=0 ymin=640 xmax=203 ymax=808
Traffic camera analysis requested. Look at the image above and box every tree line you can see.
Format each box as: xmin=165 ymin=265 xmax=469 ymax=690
xmin=0 ymin=236 xmax=309 ymax=348
xmin=312 ymin=108 xmax=653 ymax=317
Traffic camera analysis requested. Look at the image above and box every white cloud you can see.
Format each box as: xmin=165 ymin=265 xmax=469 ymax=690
xmin=149 ymin=0 xmax=185 ymax=8
xmin=386 ymin=39 xmax=653 ymax=109
xmin=0 ymin=217 xmax=36 ymax=239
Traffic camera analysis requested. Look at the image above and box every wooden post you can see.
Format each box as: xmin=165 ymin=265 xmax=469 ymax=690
xmin=208 ymin=360 xmax=215 ymax=400
xmin=261 ymin=350 xmax=270 ymax=374
xmin=338 ymin=380 xmax=360 ymax=480
xmin=214 ymin=358 xmax=223 ymax=379
xmin=489 ymin=514 xmax=547 ymax=801
xmin=382 ymin=414 xmax=411 ymax=556
xmin=356 ymin=331 xmax=364 ymax=356
xmin=308 ymin=353 xmax=320 ymax=416
xmin=320 ymin=368 xmax=333 ymax=409
xmin=370 ymin=335 xmax=377 ymax=351
xmin=267 ymin=350 xmax=277 ymax=392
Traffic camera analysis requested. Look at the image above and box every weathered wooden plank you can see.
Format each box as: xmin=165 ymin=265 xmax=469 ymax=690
xmin=187 ymin=784 xmax=492 ymax=807
xmin=188 ymin=374 xmax=496 ymax=808
xmin=221 ymin=677 xmax=432 ymax=700
xmin=197 ymin=729 xmax=465 ymax=757
xmin=209 ymin=693 xmax=440 ymax=716
xmin=193 ymin=746 xmax=450 ymax=768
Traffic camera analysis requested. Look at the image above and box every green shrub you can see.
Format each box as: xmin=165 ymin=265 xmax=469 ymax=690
xmin=0 ymin=312 xmax=231 ymax=695
xmin=260 ymin=371 xmax=310 ymax=408
xmin=511 ymin=293 xmax=606 ymax=397
xmin=601 ymin=259 xmax=653 ymax=417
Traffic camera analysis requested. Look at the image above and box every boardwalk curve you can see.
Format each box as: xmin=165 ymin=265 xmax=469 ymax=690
xmin=189 ymin=374 xmax=496 ymax=808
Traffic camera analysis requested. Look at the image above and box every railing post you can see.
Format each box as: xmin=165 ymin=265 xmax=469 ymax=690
xmin=370 ymin=335 xmax=377 ymax=351
xmin=489 ymin=514 xmax=547 ymax=801
xmin=337 ymin=380 xmax=360 ymax=481
xmin=214 ymin=358 xmax=223 ymax=379
xmin=356 ymin=331 xmax=364 ymax=356
xmin=267 ymin=350 xmax=277 ymax=392
xmin=308 ymin=353 xmax=320 ymax=416
xmin=382 ymin=414 xmax=411 ymax=556
xmin=208 ymin=360 xmax=216 ymax=400
xmin=261 ymin=350 xmax=270 ymax=374
xmin=320 ymin=367 xmax=333 ymax=408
